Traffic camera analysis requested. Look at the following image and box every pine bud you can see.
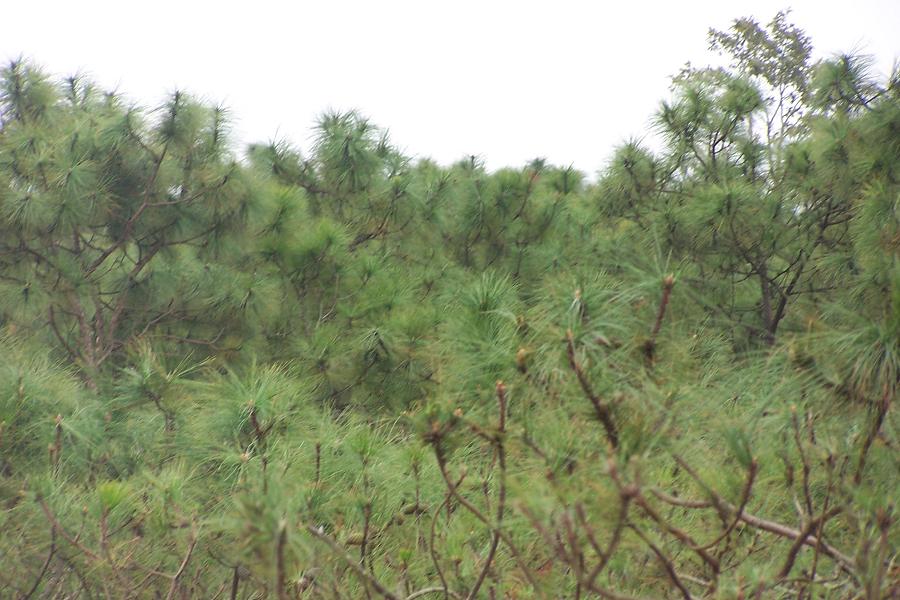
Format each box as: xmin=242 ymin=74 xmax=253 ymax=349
xmin=515 ymin=347 xmax=529 ymax=373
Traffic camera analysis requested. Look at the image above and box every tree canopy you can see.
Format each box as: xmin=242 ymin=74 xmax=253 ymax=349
xmin=0 ymin=12 xmax=897 ymax=599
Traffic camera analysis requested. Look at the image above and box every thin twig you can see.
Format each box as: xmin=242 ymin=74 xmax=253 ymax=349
xmin=566 ymin=330 xmax=618 ymax=449
xmin=466 ymin=381 xmax=508 ymax=600
xmin=165 ymin=527 xmax=198 ymax=600
xmin=776 ymin=506 xmax=843 ymax=580
xmin=21 ymin=527 xmax=56 ymax=600
xmin=433 ymin=452 xmax=545 ymax=597
xmin=629 ymin=525 xmax=693 ymax=600
xmin=305 ymin=524 xmax=399 ymax=600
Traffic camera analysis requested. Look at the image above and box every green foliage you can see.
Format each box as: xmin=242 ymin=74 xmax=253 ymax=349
xmin=0 ymin=14 xmax=898 ymax=599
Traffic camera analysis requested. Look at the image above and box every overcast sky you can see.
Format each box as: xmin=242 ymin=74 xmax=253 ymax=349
xmin=3 ymin=1 xmax=898 ymax=174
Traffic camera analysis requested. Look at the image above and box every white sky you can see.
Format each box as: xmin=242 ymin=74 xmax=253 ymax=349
xmin=3 ymin=1 xmax=898 ymax=174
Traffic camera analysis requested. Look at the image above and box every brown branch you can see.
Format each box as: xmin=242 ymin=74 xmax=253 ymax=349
xmin=629 ymin=525 xmax=693 ymax=600
xmin=165 ymin=527 xmax=198 ymax=600
xmin=433 ymin=452 xmax=544 ymax=597
xmin=47 ymin=306 xmax=78 ymax=361
xmin=37 ymin=497 xmax=101 ymax=562
xmin=429 ymin=471 xmax=466 ymax=600
xmin=804 ymin=455 xmax=836 ymax=596
xmin=21 ymin=527 xmax=56 ymax=600
xmin=855 ymin=383 xmax=892 ymax=485
xmin=650 ymin=488 xmax=855 ymax=575
xmin=405 ymin=588 xmax=458 ymax=600
xmin=581 ymin=496 xmax=631 ymax=588
xmin=565 ymin=330 xmax=618 ymax=449
xmin=466 ymin=381 xmax=508 ymax=600
xmin=644 ymin=274 xmax=676 ymax=361
xmin=517 ymin=504 xmax=572 ymax=569
xmin=305 ymin=524 xmax=399 ymax=600
xmin=84 ymin=144 xmax=169 ymax=277
xmin=98 ymin=241 xmax=166 ymax=362
xmin=275 ymin=522 xmax=288 ymax=600
xmin=315 ymin=441 xmax=322 ymax=487
xmin=50 ymin=414 xmax=63 ymax=478
xmin=776 ymin=506 xmax=843 ymax=580
xmin=609 ymin=460 xmax=719 ymax=575
xmin=791 ymin=408 xmax=814 ymax=517
xmin=360 ymin=499 xmax=372 ymax=600
xmin=229 ymin=566 xmax=240 ymax=600
xmin=696 ymin=458 xmax=758 ymax=550
xmin=649 ymin=489 xmax=712 ymax=509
